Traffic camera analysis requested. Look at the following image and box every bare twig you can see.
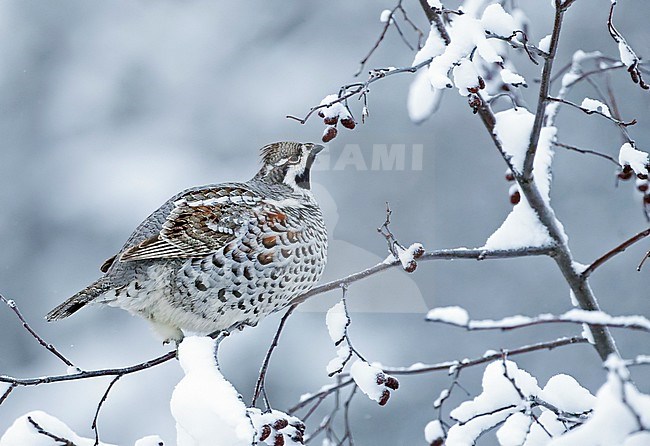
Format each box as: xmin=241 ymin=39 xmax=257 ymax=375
xmin=92 ymin=375 xmax=122 ymax=446
xmin=0 ymin=293 xmax=77 ymax=369
xmin=252 ymin=305 xmax=297 ymax=409
xmin=583 ymin=227 xmax=650 ymax=277
xmin=553 ymin=142 xmax=619 ymax=166
xmin=607 ymin=1 xmax=649 ymax=90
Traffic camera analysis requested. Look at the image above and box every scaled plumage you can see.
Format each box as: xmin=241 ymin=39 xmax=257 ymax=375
xmin=46 ymin=142 xmax=328 ymax=342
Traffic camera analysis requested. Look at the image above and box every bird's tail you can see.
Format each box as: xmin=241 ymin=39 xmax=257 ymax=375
xmin=45 ymin=279 xmax=111 ymax=321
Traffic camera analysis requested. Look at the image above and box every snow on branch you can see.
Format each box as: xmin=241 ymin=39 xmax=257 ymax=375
xmin=426 ymin=307 xmax=650 ymax=332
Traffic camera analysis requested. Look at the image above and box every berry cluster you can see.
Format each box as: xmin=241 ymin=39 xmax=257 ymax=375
xmin=504 ymin=169 xmax=521 ymax=205
xmin=318 ymin=94 xmax=356 ymax=143
xmin=375 ymin=371 xmax=400 ymax=406
xmin=250 ymin=409 xmax=305 ymax=445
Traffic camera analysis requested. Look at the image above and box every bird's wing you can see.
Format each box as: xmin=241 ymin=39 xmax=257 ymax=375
xmin=119 ymin=186 xmax=262 ymax=262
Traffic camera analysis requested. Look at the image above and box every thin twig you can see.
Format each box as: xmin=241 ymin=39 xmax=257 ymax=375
xmin=92 ymin=375 xmax=122 ymax=446
xmin=583 ymin=227 xmax=650 ymax=277
xmin=251 ymin=305 xmax=296 ymax=409
xmin=553 ymin=142 xmax=619 ymax=166
xmin=0 ymin=293 xmax=77 ymax=369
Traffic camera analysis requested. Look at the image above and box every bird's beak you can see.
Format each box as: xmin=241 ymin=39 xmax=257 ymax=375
xmin=310 ymin=144 xmax=325 ymax=155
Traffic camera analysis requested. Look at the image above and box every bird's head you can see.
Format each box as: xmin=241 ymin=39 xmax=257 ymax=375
xmin=255 ymin=141 xmax=324 ymax=191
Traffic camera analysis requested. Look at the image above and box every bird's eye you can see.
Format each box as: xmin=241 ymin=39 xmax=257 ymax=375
xmin=288 ymin=154 xmax=301 ymax=164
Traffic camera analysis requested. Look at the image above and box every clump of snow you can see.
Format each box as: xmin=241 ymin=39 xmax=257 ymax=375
xmin=538 ymin=34 xmax=552 ymax=52
xmin=407 ymin=70 xmax=443 ymax=124
xmin=426 ymin=306 xmax=470 ymax=326
xmin=408 ymin=24 xmax=447 ymax=123
xmin=500 ymin=68 xmax=526 ymax=86
xmin=549 ymin=356 xmax=650 ymax=445
xmin=170 ymin=336 xmax=254 ymax=446
xmin=134 ymin=436 xmax=165 ymax=446
xmin=452 ymin=58 xmax=480 ymax=96
xmin=0 ymin=410 xmax=117 ymax=446
xmin=318 ymin=95 xmax=351 ymax=120
xmin=427 ymin=0 xmax=442 ymax=8
xmin=484 ymin=107 xmax=560 ymax=250
xmin=481 ymin=4 xmax=517 ymax=36
xmin=379 ymin=9 xmax=392 ymax=23
xmin=581 ymin=98 xmax=611 ymax=117
xmin=496 ymin=412 xmax=530 ymax=446
xmin=325 ymin=301 xmax=348 ymax=344
xmin=427 ymin=14 xmax=502 ymax=89
xmin=424 ymin=420 xmax=444 ymax=444
xmin=492 ymin=108 xmax=534 ymax=171
xmin=618 ymin=143 xmax=649 ymax=177
xmin=248 ymin=408 xmax=305 ymax=446
xmin=350 ymin=360 xmax=398 ymax=405
xmin=447 ymin=360 xmax=540 ymax=445
xmin=618 ymin=41 xmax=636 ymax=67
xmin=539 ymin=374 xmax=595 ymax=414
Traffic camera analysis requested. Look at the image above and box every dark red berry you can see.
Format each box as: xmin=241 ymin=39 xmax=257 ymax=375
xmin=510 ymin=190 xmax=521 ymax=205
xmin=341 ymin=117 xmax=356 ymax=129
xmin=273 ymin=419 xmax=288 ymax=430
xmin=385 ymin=376 xmax=399 ymax=390
xmin=638 ymin=183 xmax=649 ymax=192
xmin=505 ymin=171 xmax=515 ymax=182
xmin=324 ymin=116 xmax=338 ymax=126
xmin=404 ymin=260 xmax=417 ymax=273
xmin=637 ymin=172 xmax=648 ymax=180
xmin=376 ymin=373 xmax=386 ymax=385
xmin=322 ymin=126 xmax=337 ymax=143
xmin=378 ymin=389 xmax=391 ymax=406
xmin=412 ymin=245 xmax=425 ymax=259
xmin=644 ymin=194 xmax=650 ymax=204
xmin=274 ymin=434 xmax=285 ymax=446
xmin=317 ymin=110 xmax=325 ymax=118
xmin=478 ymin=76 xmax=486 ymax=90
xmin=260 ymin=425 xmax=272 ymax=441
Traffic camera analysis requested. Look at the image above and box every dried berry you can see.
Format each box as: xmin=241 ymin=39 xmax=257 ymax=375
xmin=376 ymin=373 xmax=386 ymax=385
xmin=510 ymin=190 xmax=521 ymax=205
xmin=322 ymin=126 xmax=338 ymax=143
xmin=273 ymin=419 xmax=289 ymax=430
xmin=412 ymin=245 xmax=425 ymax=259
xmin=638 ymin=182 xmax=649 ymax=192
xmin=291 ymin=432 xmax=304 ymax=444
xmin=259 ymin=425 xmax=272 ymax=441
xmin=317 ymin=110 xmax=325 ymax=118
xmin=274 ymin=434 xmax=285 ymax=446
xmin=324 ymin=116 xmax=338 ymax=126
xmin=431 ymin=439 xmax=444 ymax=446
xmin=404 ymin=260 xmax=417 ymax=273
xmin=644 ymin=194 xmax=650 ymax=204
xmin=292 ymin=421 xmax=306 ymax=434
xmin=378 ymin=389 xmax=391 ymax=406
xmin=505 ymin=170 xmax=515 ymax=182
xmin=341 ymin=117 xmax=356 ymax=129
xmin=478 ymin=76 xmax=486 ymax=90
xmin=618 ymin=165 xmax=633 ymax=180
xmin=638 ymin=172 xmax=648 ymax=180
xmin=385 ymin=376 xmax=399 ymax=390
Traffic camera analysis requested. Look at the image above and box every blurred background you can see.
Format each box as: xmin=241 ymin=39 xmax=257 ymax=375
xmin=0 ymin=0 xmax=649 ymax=444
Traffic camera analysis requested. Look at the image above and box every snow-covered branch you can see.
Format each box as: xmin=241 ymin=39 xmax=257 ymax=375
xmin=426 ymin=307 xmax=650 ymax=333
